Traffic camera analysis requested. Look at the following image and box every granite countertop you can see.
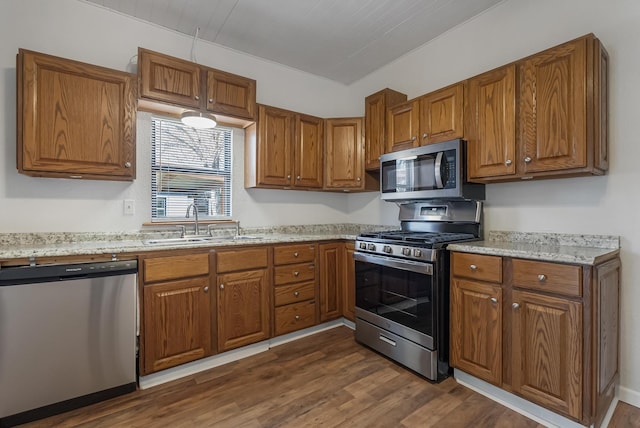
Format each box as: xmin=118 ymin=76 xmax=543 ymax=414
xmin=0 ymin=223 xmax=397 ymax=262
xmin=448 ymin=231 xmax=620 ymax=265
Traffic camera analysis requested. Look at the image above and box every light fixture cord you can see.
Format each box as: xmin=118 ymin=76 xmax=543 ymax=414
xmin=191 ymin=27 xmax=200 ymax=63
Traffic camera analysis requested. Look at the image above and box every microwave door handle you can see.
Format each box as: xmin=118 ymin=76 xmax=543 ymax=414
xmin=434 ymin=152 xmax=444 ymax=189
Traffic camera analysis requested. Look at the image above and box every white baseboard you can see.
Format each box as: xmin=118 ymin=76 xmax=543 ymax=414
xmin=139 ymin=318 xmax=348 ymax=389
xmin=618 ymin=385 xmax=640 ymax=408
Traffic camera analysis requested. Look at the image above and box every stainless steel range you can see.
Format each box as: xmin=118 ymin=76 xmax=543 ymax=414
xmin=354 ymin=200 xmax=482 ymax=382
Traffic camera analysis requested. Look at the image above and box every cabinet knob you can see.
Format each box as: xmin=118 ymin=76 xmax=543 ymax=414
xmin=296 ymin=175 xmax=301 ymax=180
xmin=208 ymin=98 xmax=213 ymax=103
xmin=512 ymin=303 xmax=520 ymax=309
xmin=195 ymin=95 xmax=200 ymax=100
xmin=294 ymin=291 xmax=300 ymax=297
xmin=203 ymin=286 xmax=209 ymax=292
xmin=470 ymin=264 xmax=477 ymax=271
xmin=220 ymin=284 xmax=224 ymax=290
xmin=422 ymin=133 xmax=428 ymax=139
xmin=124 ymin=162 xmax=131 ymax=168
xmin=524 ymin=156 xmax=532 ymax=163
xmin=295 ymin=315 xmax=300 ymax=321
xmin=490 ymin=297 xmax=498 ymax=304
xmin=356 ymin=177 xmax=361 ymax=181
xmin=538 ymin=274 xmax=547 ymax=282
xmin=505 ymin=159 xmax=512 ymax=166
xmin=287 ymin=175 xmax=291 ymax=179
xmin=411 ymin=136 xmax=417 ymax=141
xmin=294 ymin=252 xmax=299 ymax=257
xmin=294 ymin=271 xmax=299 ymax=277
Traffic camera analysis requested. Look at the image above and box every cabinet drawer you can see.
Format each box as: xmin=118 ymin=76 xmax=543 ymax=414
xmin=274 ymin=300 xmax=316 ymax=336
xmin=513 ymin=259 xmax=582 ymax=297
xmin=274 ymin=244 xmax=316 ymax=265
xmin=275 ymin=282 xmax=316 ymax=307
xmin=452 ymin=253 xmax=502 ymax=283
xmin=143 ymin=253 xmax=209 ymax=283
xmin=216 ymin=247 xmax=268 ymax=273
xmin=274 ymin=262 xmax=316 ymax=285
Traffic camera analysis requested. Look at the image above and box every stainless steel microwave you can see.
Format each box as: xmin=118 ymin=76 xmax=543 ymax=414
xmin=380 ymin=139 xmax=485 ymax=201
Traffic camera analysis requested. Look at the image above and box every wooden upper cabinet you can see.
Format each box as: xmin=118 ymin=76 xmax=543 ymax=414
xmin=364 ymin=88 xmax=407 ymax=170
xmin=419 ymin=83 xmax=464 ymax=145
xmin=325 ymin=117 xmax=365 ymax=190
xmin=518 ymin=34 xmax=608 ymax=178
xmin=511 ymin=290 xmax=583 ymax=420
xmin=206 ymin=69 xmax=256 ymax=120
xmin=17 ymin=49 xmax=136 ymax=180
xmin=253 ymin=105 xmax=294 ymax=187
xmin=294 ymin=114 xmax=324 ymax=188
xmin=138 ymin=48 xmax=256 ymax=120
xmin=387 ymin=100 xmax=420 ymax=152
xmin=466 ymin=65 xmax=516 ymax=180
xmin=138 ymin=48 xmax=201 ymax=108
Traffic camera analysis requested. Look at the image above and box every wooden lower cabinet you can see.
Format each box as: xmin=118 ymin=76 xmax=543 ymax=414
xmin=342 ymin=242 xmax=356 ymax=321
xmin=319 ymin=242 xmax=343 ymax=321
xmin=450 ymin=252 xmax=620 ymax=427
xmin=141 ymin=251 xmax=212 ymax=375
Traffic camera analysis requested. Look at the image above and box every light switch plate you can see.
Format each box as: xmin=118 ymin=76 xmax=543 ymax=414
xmin=123 ymin=199 xmax=135 ymax=215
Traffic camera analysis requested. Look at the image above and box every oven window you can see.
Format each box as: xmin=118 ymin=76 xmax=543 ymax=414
xmin=355 ymin=260 xmax=434 ymax=337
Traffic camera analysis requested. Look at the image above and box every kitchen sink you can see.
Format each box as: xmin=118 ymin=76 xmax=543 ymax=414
xmin=143 ymin=235 xmax=262 ymax=246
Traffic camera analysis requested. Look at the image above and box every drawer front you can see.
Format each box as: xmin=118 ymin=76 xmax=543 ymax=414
xmin=513 ymin=259 xmax=582 ymax=297
xmin=452 ymin=252 xmax=502 ymax=283
xmin=216 ymin=247 xmax=268 ymax=273
xmin=275 ymin=282 xmax=316 ymax=307
xmin=274 ymin=244 xmax=316 ymax=265
xmin=143 ymin=253 xmax=209 ymax=283
xmin=274 ymin=300 xmax=316 ymax=336
xmin=274 ymin=262 xmax=316 ymax=285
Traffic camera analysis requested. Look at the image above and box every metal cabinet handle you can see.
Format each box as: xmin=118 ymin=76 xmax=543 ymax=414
xmin=296 ymin=175 xmax=301 ymax=180
xmin=512 ymin=303 xmax=520 ymax=309
xmin=490 ymin=297 xmax=498 ymax=303
xmin=470 ymin=264 xmax=477 ymax=271
xmin=294 ymin=271 xmax=299 ymax=277
xmin=524 ymin=156 xmax=532 ymax=163
xmin=411 ymin=136 xmax=417 ymax=141
xmin=294 ymin=291 xmax=300 ymax=297
xmin=195 ymin=95 xmax=200 ymax=100
xmin=203 ymin=286 xmax=209 ymax=292
xmin=505 ymin=159 xmax=512 ymax=166
xmin=357 ymin=177 xmax=361 ymax=181
xmin=294 ymin=252 xmax=299 ymax=257
xmin=295 ymin=315 xmax=300 ymax=321
xmin=287 ymin=175 xmax=291 ymax=179
xmin=124 ymin=162 xmax=132 ymax=168
xmin=208 ymin=98 xmax=213 ymax=103
xmin=422 ymin=133 xmax=428 ymax=139
xmin=220 ymin=284 xmax=224 ymax=290
xmin=538 ymin=274 xmax=547 ymax=282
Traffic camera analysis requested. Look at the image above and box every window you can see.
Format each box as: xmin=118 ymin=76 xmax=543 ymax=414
xmin=151 ymin=117 xmax=232 ymax=220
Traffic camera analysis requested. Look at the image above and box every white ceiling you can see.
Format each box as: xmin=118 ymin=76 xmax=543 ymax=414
xmin=84 ymin=0 xmax=503 ymax=85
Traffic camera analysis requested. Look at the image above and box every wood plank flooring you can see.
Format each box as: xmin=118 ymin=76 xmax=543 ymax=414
xmin=20 ymin=326 xmax=639 ymax=427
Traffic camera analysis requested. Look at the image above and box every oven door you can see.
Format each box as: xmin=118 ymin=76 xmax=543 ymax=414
xmin=354 ymin=251 xmax=436 ymax=349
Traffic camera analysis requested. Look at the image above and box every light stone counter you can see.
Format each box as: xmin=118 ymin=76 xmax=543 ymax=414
xmin=448 ymin=231 xmax=620 ymax=265
xmin=0 ymin=223 xmax=397 ymax=262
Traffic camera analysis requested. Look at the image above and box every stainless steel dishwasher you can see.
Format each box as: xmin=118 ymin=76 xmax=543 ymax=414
xmin=0 ymin=260 xmax=138 ymax=427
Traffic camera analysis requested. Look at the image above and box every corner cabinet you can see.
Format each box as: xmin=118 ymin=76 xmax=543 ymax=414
xmin=138 ymin=48 xmax=256 ymax=120
xmin=467 ymin=34 xmax=608 ymax=182
xmin=17 ymin=49 xmax=136 ymax=180
xmin=450 ymin=252 xmax=620 ymax=427
xmin=140 ymin=252 xmax=212 ymax=375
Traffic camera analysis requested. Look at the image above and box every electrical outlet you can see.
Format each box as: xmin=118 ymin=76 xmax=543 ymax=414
xmin=123 ymin=199 xmax=135 ymax=215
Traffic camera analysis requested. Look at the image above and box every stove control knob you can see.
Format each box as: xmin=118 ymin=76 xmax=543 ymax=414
xmin=359 ymin=242 xmax=367 ymax=250
xmin=402 ymin=248 xmax=412 ymax=256
xmin=413 ymin=249 xmax=422 ymax=257
xmin=367 ymin=243 xmax=376 ymax=251
xmin=383 ymin=245 xmax=392 ymax=254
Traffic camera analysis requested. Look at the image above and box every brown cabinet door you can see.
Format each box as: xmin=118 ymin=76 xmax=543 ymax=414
xmin=342 ymin=242 xmax=356 ymax=322
xmin=519 ymin=38 xmax=587 ymax=174
xmin=217 ymin=268 xmax=270 ymax=352
xmin=511 ymin=290 xmax=582 ymax=420
xmin=419 ymin=84 xmax=464 ymax=145
xmin=206 ymin=69 xmax=256 ymax=120
xmin=18 ymin=49 xmax=136 ymax=180
xmin=386 ymin=100 xmax=420 ymax=152
xmin=325 ymin=118 xmax=364 ymax=189
xmin=319 ymin=243 xmax=343 ymax=321
xmin=450 ymin=278 xmax=502 ymax=385
xmin=294 ymin=114 xmax=324 ymax=188
xmin=257 ymin=105 xmax=294 ymax=187
xmin=466 ymin=65 xmax=516 ymax=180
xmin=143 ymin=277 xmax=212 ymax=374
xmin=364 ymin=89 xmax=407 ymax=170
xmin=138 ymin=48 xmax=201 ymax=108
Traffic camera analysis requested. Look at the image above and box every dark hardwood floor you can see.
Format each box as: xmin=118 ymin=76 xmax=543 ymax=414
xmin=20 ymin=327 xmax=638 ymax=427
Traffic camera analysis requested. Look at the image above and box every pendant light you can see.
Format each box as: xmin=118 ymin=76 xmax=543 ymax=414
xmin=180 ymin=111 xmax=217 ymax=129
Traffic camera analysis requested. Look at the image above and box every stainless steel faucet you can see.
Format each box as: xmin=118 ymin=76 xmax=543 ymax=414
xmin=185 ymin=203 xmax=200 ymax=235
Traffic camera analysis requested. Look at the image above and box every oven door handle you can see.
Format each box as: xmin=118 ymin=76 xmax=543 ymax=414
xmin=354 ymin=252 xmax=433 ymax=276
